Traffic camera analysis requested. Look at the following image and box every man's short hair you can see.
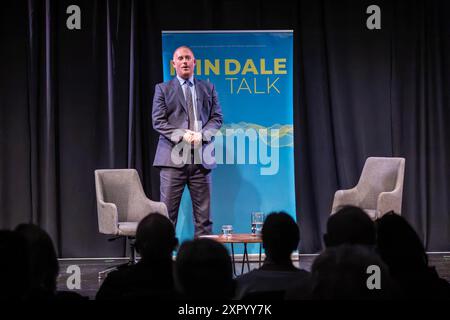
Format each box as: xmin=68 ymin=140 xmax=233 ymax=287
xmin=262 ymin=212 xmax=299 ymax=260
xmin=135 ymin=213 xmax=177 ymax=260
xmin=172 ymin=45 xmax=195 ymax=58
xmin=324 ymin=206 xmax=376 ymax=247
xmin=175 ymin=238 xmax=234 ymax=299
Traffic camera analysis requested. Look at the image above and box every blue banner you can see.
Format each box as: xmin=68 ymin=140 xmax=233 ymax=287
xmin=161 ymin=31 xmax=295 ymax=253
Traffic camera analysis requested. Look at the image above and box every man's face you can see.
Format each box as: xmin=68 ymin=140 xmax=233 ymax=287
xmin=172 ymin=47 xmax=196 ymax=79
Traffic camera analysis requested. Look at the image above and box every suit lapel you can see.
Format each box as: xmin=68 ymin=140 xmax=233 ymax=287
xmin=194 ymin=78 xmax=204 ymax=104
xmin=171 ymin=78 xmax=187 ymax=113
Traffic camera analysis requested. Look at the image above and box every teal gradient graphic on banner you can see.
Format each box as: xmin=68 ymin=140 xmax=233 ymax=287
xmin=161 ymin=31 xmax=295 ymax=253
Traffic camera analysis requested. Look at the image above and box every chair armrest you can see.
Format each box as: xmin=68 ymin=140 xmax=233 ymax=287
xmin=131 ymin=199 xmax=169 ymax=221
xmin=97 ymin=200 xmax=119 ymax=235
xmin=377 ymin=186 xmax=402 ymax=218
xmin=331 ymin=187 xmax=360 ymax=213
xmin=154 ymin=201 xmax=169 ymax=218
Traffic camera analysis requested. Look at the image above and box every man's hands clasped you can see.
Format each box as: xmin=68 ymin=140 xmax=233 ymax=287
xmin=183 ymin=130 xmax=202 ymax=146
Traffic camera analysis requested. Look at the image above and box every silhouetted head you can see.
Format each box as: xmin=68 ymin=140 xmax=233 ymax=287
xmin=15 ymin=224 xmax=59 ymax=295
xmin=310 ymin=244 xmax=393 ymax=299
xmin=262 ymin=212 xmax=299 ymax=263
xmin=376 ymin=212 xmax=427 ymax=273
xmin=324 ymin=206 xmax=376 ymax=247
xmin=135 ymin=213 xmax=178 ymax=262
xmin=0 ymin=230 xmax=30 ymax=300
xmin=175 ymin=238 xmax=234 ymax=300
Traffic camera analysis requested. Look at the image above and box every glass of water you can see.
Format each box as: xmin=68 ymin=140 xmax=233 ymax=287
xmin=222 ymin=225 xmax=233 ymax=237
xmin=251 ymin=212 xmax=265 ymax=236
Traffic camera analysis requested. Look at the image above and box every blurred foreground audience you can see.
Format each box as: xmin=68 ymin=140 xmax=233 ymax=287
xmin=376 ymin=212 xmax=450 ymax=299
xmin=324 ymin=206 xmax=376 ymax=248
xmin=0 ymin=224 xmax=85 ymax=300
xmin=306 ymin=244 xmax=398 ymax=299
xmin=15 ymin=224 xmax=59 ymax=299
xmin=0 ymin=230 xmax=30 ymax=300
xmin=96 ymin=213 xmax=178 ymax=300
xmin=235 ymin=212 xmax=310 ymax=300
xmin=1 ymin=206 xmax=449 ymax=300
xmin=175 ymin=238 xmax=235 ymax=300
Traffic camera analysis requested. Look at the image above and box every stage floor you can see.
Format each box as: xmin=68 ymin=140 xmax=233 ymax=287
xmin=57 ymin=252 xmax=450 ymax=299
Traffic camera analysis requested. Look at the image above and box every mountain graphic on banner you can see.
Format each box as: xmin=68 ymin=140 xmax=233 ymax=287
xmin=219 ymin=122 xmax=293 ymax=148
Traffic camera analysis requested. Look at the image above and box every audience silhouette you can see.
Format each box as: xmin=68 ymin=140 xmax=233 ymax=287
xmin=14 ymin=224 xmax=59 ymax=299
xmin=376 ymin=212 xmax=450 ymax=299
xmin=15 ymin=223 xmax=86 ymax=300
xmin=1 ymin=206 xmax=449 ymax=301
xmin=288 ymin=206 xmax=394 ymax=299
xmin=324 ymin=206 xmax=376 ymax=247
xmin=235 ymin=212 xmax=309 ymax=300
xmin=308 ymin=244 xmax=396 ymax=299
xmin=96 ymin=213 xmax=178 ymax=300
xmin=0 ymin=230 xmax=30 ymax=300
xmin=175 ymin=238 xmax=234 ymax=300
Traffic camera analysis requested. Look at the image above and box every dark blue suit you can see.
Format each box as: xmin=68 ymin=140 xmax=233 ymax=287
xmin=152 ymin=77 xmax=223 ymax=236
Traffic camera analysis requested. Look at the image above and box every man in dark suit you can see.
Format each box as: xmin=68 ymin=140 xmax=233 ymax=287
xmin=152 ymin=46 xmax=223 ymax=237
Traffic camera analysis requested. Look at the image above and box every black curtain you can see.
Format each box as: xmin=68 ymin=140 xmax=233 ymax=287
xmin=296 ymin=0 xmax=450 ymax=252
xmin=1 ymin=0 xmax=449 ymax=257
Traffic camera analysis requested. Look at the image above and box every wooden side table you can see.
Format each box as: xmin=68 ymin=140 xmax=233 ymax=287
xmin=200 ymin=233 xmax=263 ymax=276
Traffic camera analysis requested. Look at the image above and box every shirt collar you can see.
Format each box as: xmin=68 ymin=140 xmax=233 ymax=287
xmin=176 ymin=75 xmax=194 ymax=86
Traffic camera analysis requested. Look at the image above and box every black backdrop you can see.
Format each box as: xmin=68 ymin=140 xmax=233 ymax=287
xmin=1 ymin=0 xmax=449 ymax=257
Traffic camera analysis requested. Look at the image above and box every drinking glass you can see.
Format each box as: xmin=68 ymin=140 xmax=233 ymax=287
xmin=222 ymin=225 xmax=233 ymax=237
xmin=251 ymin=212 xmax=265 ymax=235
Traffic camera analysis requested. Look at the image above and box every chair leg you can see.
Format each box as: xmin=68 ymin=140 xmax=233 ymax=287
xmin=98 ymin=237 xmax=137 ymax=280
xmin=98 ymin=263 xmax=128 ymax=279
xmin=129 ymin=237 xmax=136 ymax=264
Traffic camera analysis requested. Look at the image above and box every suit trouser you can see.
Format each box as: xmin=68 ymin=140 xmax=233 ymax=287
xmin=159 ymin=164 xmax=212 ymax=237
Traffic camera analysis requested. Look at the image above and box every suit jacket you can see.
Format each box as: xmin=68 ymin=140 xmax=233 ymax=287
xmin=152 ymin=77 xmax=223 ymax=169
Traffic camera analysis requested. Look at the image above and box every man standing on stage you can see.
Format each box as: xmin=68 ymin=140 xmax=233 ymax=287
xmin=152 ymin=46 xmax=223 ymax=237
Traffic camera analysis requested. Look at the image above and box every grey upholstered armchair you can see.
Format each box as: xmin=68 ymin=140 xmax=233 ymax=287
xmin=94 ymin=169 xmax=168 ymax=278
xmin=331 ymin=157 xmax=405 ymax=220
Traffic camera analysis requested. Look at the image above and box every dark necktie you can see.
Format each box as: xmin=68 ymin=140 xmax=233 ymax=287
xmin=184 ymin=81 xmax=195 ymax=131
